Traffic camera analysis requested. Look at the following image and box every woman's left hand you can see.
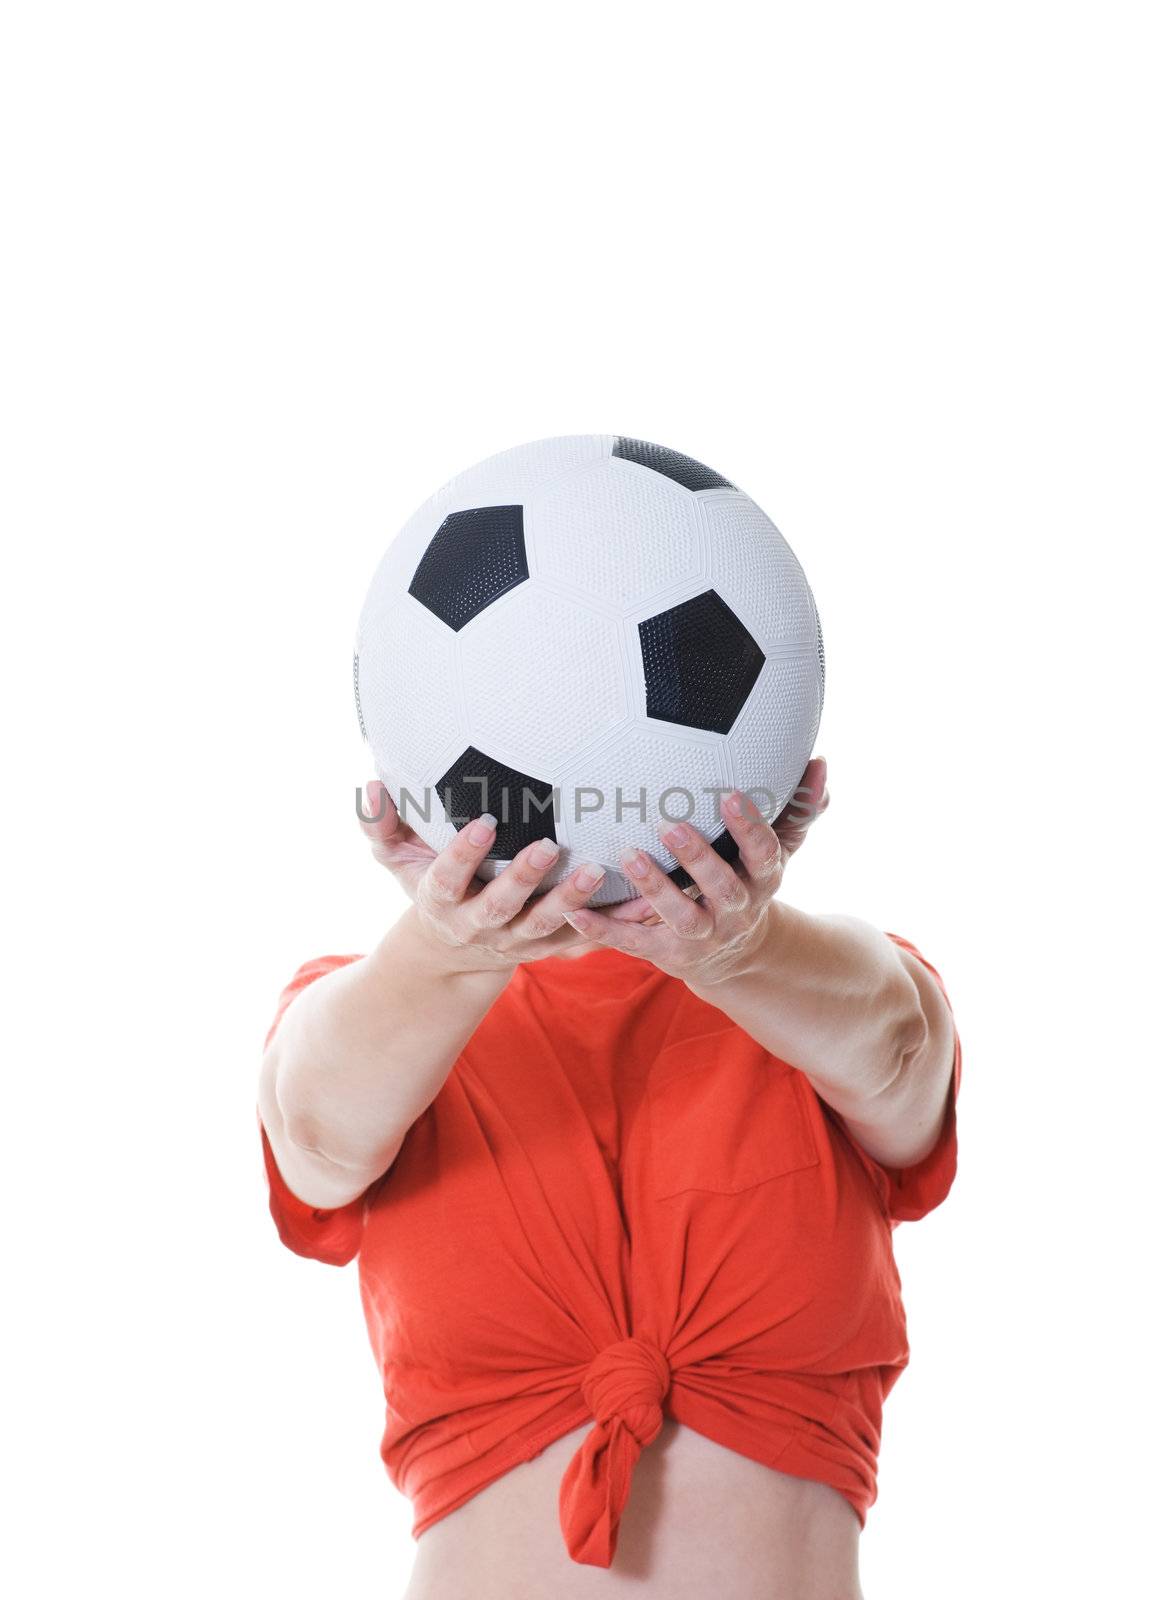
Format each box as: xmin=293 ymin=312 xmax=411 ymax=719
xmin=563 ymin=757 xmax=829 ymax=985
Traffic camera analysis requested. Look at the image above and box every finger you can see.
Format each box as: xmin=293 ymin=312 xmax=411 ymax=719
xmin=359 ymin=779 xmax=432 ymax=859
xmin=719 ymin=790 xmax=787 ymax=890
xmin=657 ymin=821 xmax=750 ymax=914
xmin=510 ymin=859 xmax=608 ymax=940
xmin=606 ymin=894 xmax=657 ymax=923
xmin=562 ymin=905 xmax=657 ymax=956
xmin=773 ymin=757 xmax=828 ymax=854
xmin=358 ymin=779 xmax=400 ymax=846
xmin=786 ymin=756 xmax=827 ymax=815
xmin=615 ymin=845 xmax=714 ymax=941
xmin=359 ymin=783 xmax=434 ymax=889
xmin=419 ymin=812 xmax=499 ymax=908
xmin=463 ymin=836 xmax=564 ymax=929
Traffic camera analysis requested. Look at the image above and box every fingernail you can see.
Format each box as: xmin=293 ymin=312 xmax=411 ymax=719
xmin=620 ymin=847 xmax=649 ymax=880
xmin=662 ymin=824 xmax=689 ymax=851
xmin=531 ymin=838 xmax=560 ymax=867
xmin=725 ymin=790 xmax=744 ymax=817
xmin=469 ymin=814 xmax=497 ymax=845
xmin=574 ymin=863 xmax=604 ymax=891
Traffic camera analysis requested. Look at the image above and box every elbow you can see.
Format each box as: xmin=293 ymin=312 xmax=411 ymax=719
xmin=261 ymin=1039 xmax=402 ymax=1178
xmin=893 ymin=976 xmax=931 ymax=1077
xmin=869 ymin=965 xmax=931 ymax=1104
xmin=259 ymin=1038 xmax=332 ymax=1160
xmin=269 ymin=1056 xmax=341 ymax=1161
xmin=280 ymin=1101 xmax=334 ymax=1161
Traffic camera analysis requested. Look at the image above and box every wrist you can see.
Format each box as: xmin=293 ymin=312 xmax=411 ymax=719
xmin=685 ymin=899 xmax=798 ymax=996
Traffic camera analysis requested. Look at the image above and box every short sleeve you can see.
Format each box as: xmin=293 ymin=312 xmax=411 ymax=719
xmin=258 ymin=954 xmax=370 ymax=1267
xmin=861 ymin=933 xmax=962 ymax=1226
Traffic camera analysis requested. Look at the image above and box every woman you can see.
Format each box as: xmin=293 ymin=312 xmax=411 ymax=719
xmin=257 ymin=757 xmax=960 ymax=1600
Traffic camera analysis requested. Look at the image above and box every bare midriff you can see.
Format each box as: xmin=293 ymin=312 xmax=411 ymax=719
xmin=403 ymin=1420 xmax=863 ymax=1600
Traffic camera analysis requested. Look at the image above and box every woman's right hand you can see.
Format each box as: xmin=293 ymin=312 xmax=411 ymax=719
xmin=358 ymin=779 xmax=605 ymax=972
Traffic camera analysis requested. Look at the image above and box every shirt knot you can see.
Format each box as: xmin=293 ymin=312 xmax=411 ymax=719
xmin=559 ymin=1338 xmax=674 ymax=1565
xmin=581 ymin=1337 xmax=670 ymax=1443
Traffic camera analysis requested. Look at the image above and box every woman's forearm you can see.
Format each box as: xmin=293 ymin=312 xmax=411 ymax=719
xmin=259 ymin=906 xmax=513 ymax=1196
xmin=686 ymin=901 xmax=954 ymax=1169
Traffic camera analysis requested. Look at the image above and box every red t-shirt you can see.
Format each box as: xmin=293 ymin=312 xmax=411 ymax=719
xmin=259 ymin=936 xmax=960 ymax=1567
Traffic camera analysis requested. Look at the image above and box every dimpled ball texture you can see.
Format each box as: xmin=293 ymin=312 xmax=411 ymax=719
xmin=355 ymin=436 xmax=824 ymax=905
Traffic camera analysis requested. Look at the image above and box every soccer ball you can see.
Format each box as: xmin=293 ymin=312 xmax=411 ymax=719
xmin=354 ymin=435 xmax=824 ymax=905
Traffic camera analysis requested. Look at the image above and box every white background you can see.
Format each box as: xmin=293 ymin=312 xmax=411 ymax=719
xmin=3 ymin=3 xmax=1160 ymax=1596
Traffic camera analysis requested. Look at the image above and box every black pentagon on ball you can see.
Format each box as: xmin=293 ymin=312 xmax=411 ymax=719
xmin=436 ymin=745 xmax=557 ymax=860
xmin=639 ymin=589 xmax=765 ymax=735
xmin=408 ymin=505 xmax=529 ymax=632
xmin=613 ymin=437 xmax=735 ymax=492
